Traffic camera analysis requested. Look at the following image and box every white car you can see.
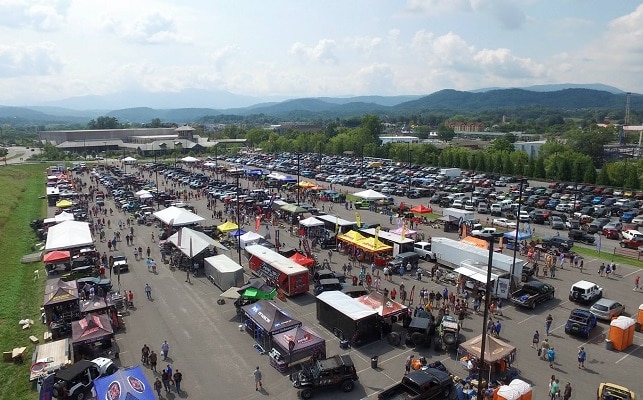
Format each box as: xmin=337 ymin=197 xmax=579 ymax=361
xmin=493 ymin=218 xmax=517 ymax=228
xmin=631 ymin=215 xmax=643 ymax=226
xmin=621 ymin=229 xmax=643 ymax=241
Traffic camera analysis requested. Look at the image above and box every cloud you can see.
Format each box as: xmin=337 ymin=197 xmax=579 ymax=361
xmin=104 ymin=12 xmax=190 ymax=44
xmin=405 ymin=0 xmax=525 ymax=30
xmin=474 ymin=48 xmax=546 ymax=78
xmin=209 ymin=45 xmax=239 ymax=72
xmin=352 ymin=63 xmax=395 ymax=94
xmin=404 ymin=0 xmax=472 ymax=16
xmin=345 ymin=36 xmax=383 ymax=55
xmin=290 ymin=39 xmax=338 ymax=64
xmin=0 ymin=0 xmax=69 ymax=31
xmin=0 ymin=42 xmax=62 ymax=77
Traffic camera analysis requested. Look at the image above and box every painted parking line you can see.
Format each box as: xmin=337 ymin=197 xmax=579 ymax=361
xmin=517 ymin=300 xmax=570 ymax=325
xmin=615 ymin=344 xmax=642 ymax=364
xmin=623 ymin=269 xmax=640 ymax=278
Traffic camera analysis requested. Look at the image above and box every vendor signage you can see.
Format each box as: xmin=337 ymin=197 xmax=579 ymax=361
xmin=249 ymin=256 xmax=282 ymax=283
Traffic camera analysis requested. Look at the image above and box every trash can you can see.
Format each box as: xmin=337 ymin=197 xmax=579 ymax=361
xmin=605 ymin=340 xmax=613 ymax=350
xmin=371 ymin=356 xmax=378 ymax=369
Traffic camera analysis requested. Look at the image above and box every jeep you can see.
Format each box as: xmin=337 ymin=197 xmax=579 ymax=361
xmin=434 ymin=315 xmax=460 ymax=352
xmin=569 ymin=280 xmax=603 ymax=304
xmin=52 ymin=358 xmax=118 ymax=400
xmin=564 ymin=309 xmax=597 ymax=338
xmin=110 ymin=252 xmax=128 ymax=273
xmin=541 ymin=236 xmax=574 ymax=251
xmin=289 ymin=354 xmax=359 ymax=399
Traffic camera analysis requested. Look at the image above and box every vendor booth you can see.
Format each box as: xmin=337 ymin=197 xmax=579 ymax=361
xmin=204 ymin=254 xmax=244 ymax=291
xmin=269 ymin=326 xmax=326 ymax=372
xmin=316 ymin=214 xmax=356 ymax=235
xmin=458 ymin=334 xmax=517 ymax=385
xmin=217 ymin=221 xmax=239 ymax=233
xmin=44 ymin=279 xmax=80 ymax=339
xmin=316 ymin=291 xmax=380 ymax=347
xmin=289 ymin=252 xmax=316 ymax=269
xmin=241 ymin=300 xmax=302 ymax=351
xmin=298 ymin=216 xmax=325 ymax=239
xmin=239 ymin=231 xmax=264 ymax=248
xmin=94 ymin=366 xmax=155 ymax=400
xmin=360 ymin=227 xmax=414 ymax=256
xmin=71 ymin=313 xmax=114 ymax=361
xmin=245 ymin=245 xmax=309 ymax=296
xmin=153 ymin=206 xmax=205 ymax=226
xmin=608 ymin=316 xmax=636 ymax=351
xmin=45 ymin=221 xmax=93 ymax=252
xmin=637 ymin=304 xmax=643 ymax=331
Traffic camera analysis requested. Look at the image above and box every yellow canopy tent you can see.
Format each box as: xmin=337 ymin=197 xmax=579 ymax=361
xmin=56 ymin=199 xmax=73 ymax=208
xmin=355 ymin=237 xmax=392 ymax=253
xmin=337 ymin=230 xmax=366 ymax=244
xmin=298 ymin=181 xmax=316 ymax=188
xmin=217 ymin=221 xmax=239 ymax=233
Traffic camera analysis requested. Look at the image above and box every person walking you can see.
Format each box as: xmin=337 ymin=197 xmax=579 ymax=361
xmin=545 ymin=314 xmax=553 ymax=336
xmin=161 ymin=340 xmax=170 ymax=360
xmin=549 ymin=378 xmax=560 ymax=400
xmin=161 ymin=369 xmax=171 ymax=392
xmin=563 ymin=382 xmax=572 ymax=400
xmin=173 ymin=369 xmax=183 ymax=394
xmin=531 ymin=331 xmax=540 ymax=349
xmin=145 ymin=283 xmax=152 ymax=300
xmin=577 ymin=347 xmax=586 ymax=369
xmin=405 ymin=354 xmax=414 ymax=375
xmin=547 ymin=347 xmax=556 ymax=369
xmin=540 ymin=339 xmax=550 ymax=360
xmin=154 ymin=377 xmax=162 ymax=397
xmin=149 ymin=350 xmax=158 ymax=372
xmin=141 ymin=344 xmax=150 ymax=365
xmin=253 ymin=366 xmax=263 ymax=391
xmin=146 ymin=246 xmax=151 ymax=258
xmin=635 ymin=275 xmax=640 ymax=291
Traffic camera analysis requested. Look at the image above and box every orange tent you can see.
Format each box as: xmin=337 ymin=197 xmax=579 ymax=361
xmin=289 ymin=252 xmax=315 ymax=268
xmin=410 ymin=204 xmax=433 ymax=214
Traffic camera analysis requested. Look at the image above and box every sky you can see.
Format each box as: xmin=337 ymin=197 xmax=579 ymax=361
xmin=0 ymin=0 xmax=642 ymax=106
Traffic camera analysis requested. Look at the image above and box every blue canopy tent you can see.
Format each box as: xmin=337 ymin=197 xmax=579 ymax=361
xmin=280 ymin=175 xmax=297 ymax=182
xmin=503 ymin=229 xmax=532 ymax=250
xmin=229 ymin=229 xmax=247 ymax=237
xmin=93 ymin=365 xmax=155 ymax=400
xmin=247 ymin=169 xmax=267 ymax=176
xmin=323 ymin=190 xmax=338 ymax=195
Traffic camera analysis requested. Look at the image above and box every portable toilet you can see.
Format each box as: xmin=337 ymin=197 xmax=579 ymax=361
xmin=637 ymin=304 xmax=643 ymax=331
xmin=608 ymin=316 xmax=636 ymax=351
xmin=509 ymin=378 xmax=532 ymax=400
xmin=493 ymin=385 xmax=521 ymax=400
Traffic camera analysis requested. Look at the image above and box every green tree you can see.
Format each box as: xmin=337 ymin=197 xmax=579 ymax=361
xmin=534 ymin=156 xmax=546 ymax=178
xmin=624 ymin=165 xmax=640 ymax=189
xmin=88 ymin=116 xmax=120 ymax=129
xmin=488 ymin=137 xmax=514 ymax=152
xmin=150 ymin=118 xmax=162 ymax=128
xmin=437 ymin=124 xmax=455 ymax=142
xmin=596 ymin=168 xmax=611 ymax=185
xmin=583 ymin=164 xmax=597 ymax=183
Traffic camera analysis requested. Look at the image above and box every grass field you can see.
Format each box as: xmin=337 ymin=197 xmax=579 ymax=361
xmin=571 ymin=245 xmax=643 ymax=269
xmin=0 ymin=164 xmax=47 ymax=400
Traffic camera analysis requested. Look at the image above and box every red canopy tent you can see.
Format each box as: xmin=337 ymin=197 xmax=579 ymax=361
xmin=410 ymin=205 xmax=433 ymax=214
xmin=43 ymin=250 xmax=71 ymax=263
xmin=289 ymin=252 xmax=315 ymax=268
xmin=357 ymin=291 xmax=408 ymax=318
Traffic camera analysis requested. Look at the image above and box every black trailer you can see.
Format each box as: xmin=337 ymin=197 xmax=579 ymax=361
xmin=316 ymin=291 xmax=380 ymax=347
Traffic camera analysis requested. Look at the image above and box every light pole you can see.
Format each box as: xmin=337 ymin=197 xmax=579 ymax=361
xmin=474 ymin=232 xmax=504 ymax=400
xmin=103 ymin=141 xmax=107 ymax=167
xmin=214 ymin=143 xmax=218 ymax=181
xmin=510 ymin=178 xmax=526 ymax=286
xmin=408 ymin=142 xmax=412 ymax=193
xmin=154 ymin=145 xmax=160 ymax=209
xmin=296 ymin=152 xmax=301 ymax=205
xmin=235 ymin=172 xmax=242 ymax=266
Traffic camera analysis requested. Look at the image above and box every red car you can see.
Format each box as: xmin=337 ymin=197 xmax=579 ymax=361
xmin=602 ymin=227 xmax=620 ymax=240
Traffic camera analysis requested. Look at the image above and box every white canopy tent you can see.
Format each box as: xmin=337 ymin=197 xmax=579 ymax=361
xmin=239 ymin=231 xmax=264 ymax=248
xmin=45 ymin=221 xmax=93 ymax=251
xmin=44 ymin=211 xmax=76 ymax=224
xmin=353 ymin=189 xmax=387 ymax=200
xmin=299 ymin=216 xmax=324 ymax=227
xmin=181 ymin=156 xmax=200 ymax=163
xmin=153 ymin=206 xmax=205 ymax=226
xmin=167 ymin=227 xmax=228 ymax=257
xmin=134 ymin=189 xmax=151 ymax=198
xmin=203 ymin=162 xmax=216 ymax=167
xmin=122 ymin=156 xmax=137 ymax=163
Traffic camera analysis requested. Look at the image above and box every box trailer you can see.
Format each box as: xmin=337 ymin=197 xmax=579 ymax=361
xmin=442 ymin=208 xmax=475 ymax=222
xmin=204 ymin=254 xmax=245 ymax=291
xmin=431 ymin=237 xmax=524 ymax=278
xmin=245 ymin=245 xmax=309 ymax=296
xmin=316 ymin=291 xmax=380 ymax=347
xmin=439 ymin=168 xmax=462 ymax=178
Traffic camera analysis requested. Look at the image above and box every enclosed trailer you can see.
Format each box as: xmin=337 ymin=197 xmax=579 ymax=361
xmin=432 ymin=237 xmax=524 ymax=278
xmin=204 ymin=254 xmax=245 ymax=291
xmin=316 ymin=291 xmax=380 ymax=346
xmin=442 ymin=208 xmax=475 ymax=222
xmin=245 ymin=245 xmax=309 ymax=296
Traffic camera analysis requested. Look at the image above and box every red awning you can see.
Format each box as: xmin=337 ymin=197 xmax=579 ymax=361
xmin=410 ymin=205 xmax=433 ymax=214
xmin=43 ymin=250 xmax=71 ymax=263
xmin=289 ymin=252 xmax=315 ymax=267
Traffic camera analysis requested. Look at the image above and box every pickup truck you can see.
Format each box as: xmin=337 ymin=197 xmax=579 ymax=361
xmin=510 ymin=281 xmax=555 ymax=309
xmin=619 ymin=238 xmax=643 ymax=250
xmin=377 ymin=368 xmax=455 ymax=400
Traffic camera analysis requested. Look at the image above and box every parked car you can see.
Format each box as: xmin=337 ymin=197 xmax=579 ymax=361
xmin=621 ymin=229 xmax=643 ymax=241
xmin=601 ymin=227 xmax=620 ymax=240
xmin=492 ymin=218 xmax=516 ymax=228
xmin=550 ymin=216 xmax=565 ymax=230
xmin=542 ymin=236 xmax=574 ymax=251
xmin=590 ymin=298 xmax=625 ymax=321
xmin=569 ymin=280 xmax=603 ymax=304
xmin=564 ymin=309 xmax=598 ymax=338
xmin=568 ymin=229 xmax=596 ymax=244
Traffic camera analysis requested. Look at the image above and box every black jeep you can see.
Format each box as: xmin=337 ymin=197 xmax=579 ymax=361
xmin=564 ymin=308 xmax=597 ymax=338
xmin=290 ymin=354 xmax=359 ymax=399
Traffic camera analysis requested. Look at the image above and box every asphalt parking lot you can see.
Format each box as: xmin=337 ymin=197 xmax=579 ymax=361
xmin=74 ymin=163 xmax=642 ymax=400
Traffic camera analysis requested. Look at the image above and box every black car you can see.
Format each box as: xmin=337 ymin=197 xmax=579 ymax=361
xmin=76 ymin=277 xmax=113 ymax=292
xmin=290 ymin=355 xmax=359 ymax=399
xmin=564 ymin=309 xmax=597 ymax=338
xmin=567 ymin=229 xmax=596 ymax=244
xmin=541 ymin=236 xmax=574 ymax=251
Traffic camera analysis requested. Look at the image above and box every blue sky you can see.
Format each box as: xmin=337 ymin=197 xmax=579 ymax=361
xmin=0 ymin=0 xmax=641 ymax=105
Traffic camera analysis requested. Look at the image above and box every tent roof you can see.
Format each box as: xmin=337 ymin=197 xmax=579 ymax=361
xmin=357 ymin=291 xmax=407 ymax=317
xmin=43 ymin=250 xmax=71 ymax=263
xmin=459 ymin=334 xmax=516 ymax=363
xmin=388 ymin=227 xmax=418 ymax=238
xmin=240 ymin=231 xmax=263 ymax=242
xmin=45 ymin=221 xmax=93 ymax=251
xmin=79 ymin=297 xmax=109 ymax=313
xmin=54 ymin=211 xmax=75 ymax=223
xmin=94 ymin=366 xmax=155 ymax=400
xmin=281 ymin=204 xmax=308 ymax=213
xmin=299 ymin=216 xmax=324 ymax=227
xmin=181 ymin=156 xmax=200 ymax=162
xmin=438 ymin=215 xmax=459 ymax=222
xmin=242 ymin=300 xmax=302 ymax=334
xmin=272 ymin=325 xmax=325 ymax=355
xmin=71 ymin=313 xmax=114 ymax=345
xmin=43 ymin=282 xmax=79 ymax=306
xmin=217 ymin=221 xmax=239 ymax=233
xmin=167 ymin=227 xmax=226 ymax=257
xmin=204 ymin=254 xmax=242 ymax=273
xmin=410 ymin=204 xmax=433 ymax=214
xmin=289 ymin=252 xmax=315 ymax=267
xmin=122 ymin=156 xmax=137 ymax=162
xmin=337 ymin=230 xmax=366 ymax=243
xmin=503 ymin=229 xmax=532 ymax=241
xmin=153 ymin=206 xmax=205 ymax=226
xmin=353 ymin=189 xmax=387 ymax=200
xmin=355 ymin=237 xmax=393 ymax=253
xmin=316 ymin=291 xmax=378 ymax=321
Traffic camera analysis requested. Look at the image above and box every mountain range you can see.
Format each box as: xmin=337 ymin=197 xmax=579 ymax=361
xmin=0 ymin=84 xmax=639 ymax=125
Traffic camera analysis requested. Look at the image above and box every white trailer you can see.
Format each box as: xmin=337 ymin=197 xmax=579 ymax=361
xmin=431 ymin=237 xmax=524 ymax=278
xmin=204 ymin=254 xmax=245 ymax=291
xmin=439 ymin=168 xmax=462 ymax=178
xmin=442 ymin=208 xmax=475 ymax=222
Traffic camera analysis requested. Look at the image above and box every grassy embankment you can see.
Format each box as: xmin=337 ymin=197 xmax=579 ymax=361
xmin=0 ymin=165 xmax=47 ymax=400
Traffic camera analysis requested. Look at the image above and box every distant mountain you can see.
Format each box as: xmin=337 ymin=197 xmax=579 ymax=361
xmin=107 ymin=107 xmax=221 ymax=123
xmin=395 ymin=88 xmax=637 ymax=112
xmin=472 ymin=83 xmax=624 ymax=94
xmin=315 ymin=95 xmax=423 ymax=106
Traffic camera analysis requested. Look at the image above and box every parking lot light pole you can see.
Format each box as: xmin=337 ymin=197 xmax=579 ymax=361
xmin=510 ymin=178 xmax=526 ymax=284
xmin=408 ymin=142 xmax=412 ymax=193
xmin=474 ymin=232 xmax=504 ymax=400
xmin=296 ymin=152 xmax=300 ymax=205
xmin=235 ymin=172 xmax=242 ymax=266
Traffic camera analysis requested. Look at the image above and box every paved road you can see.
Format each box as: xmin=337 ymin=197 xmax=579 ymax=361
xmin=66 ymin=163 xmax=642 ymax=400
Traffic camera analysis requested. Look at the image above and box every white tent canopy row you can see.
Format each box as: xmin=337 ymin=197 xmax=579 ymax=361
xmin=153 ymin=206 xmax=205 ymax=226
xmin=45 ymin=221 xmax=93 ymax=251
xmin=44 ymin=211 xmax=75 ymax=225
xmin=167 ymin=227 xmax=228 ymax=258
xmin=353 ymin=189 xmax=387 ymax=200
xmin=299 ymin=216 xmax=324 ymax=227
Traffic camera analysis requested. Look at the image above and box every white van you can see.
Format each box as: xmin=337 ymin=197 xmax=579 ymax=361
xmin=490 ymin=203 xmax=502 ymax=216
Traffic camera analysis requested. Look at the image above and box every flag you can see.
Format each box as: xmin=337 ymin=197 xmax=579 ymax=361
xmin=401 ymin=223 xmax=407 ymax=240
xmin=189 ymin=237 xmax=193 ymax=258
xmin=355 ymin=212 xmax=361 ymax=228
xmin=177 ymin=226 xmax=182 ymax=246
xmin=255 ymin=215 xmax=262 ymax=232
xmin=375 ymin=226 xmax=380 ymax=242
xmin=275 ymin=229 xmax=280 ymax=250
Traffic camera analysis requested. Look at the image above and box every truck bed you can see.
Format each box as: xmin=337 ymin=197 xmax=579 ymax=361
xmin=378 ymin=385 xmax=422 ymax=400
